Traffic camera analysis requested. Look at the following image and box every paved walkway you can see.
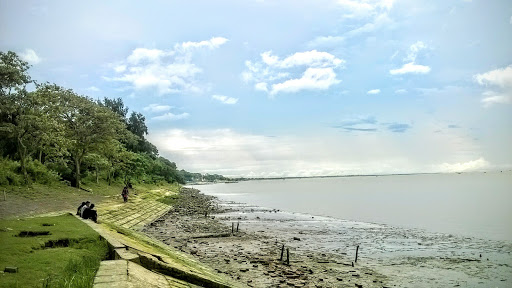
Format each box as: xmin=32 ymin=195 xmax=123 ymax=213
xmin=99 ymin=200 xmax=170 ymax=230
xmin=94 ymin=260 xmax=195 ymax=288
xmin=81 ymin=189 xmax=232 ymax=288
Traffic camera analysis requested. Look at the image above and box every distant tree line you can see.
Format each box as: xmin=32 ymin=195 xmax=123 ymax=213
xmin=0 ymin=51 xmax=191 ymax=187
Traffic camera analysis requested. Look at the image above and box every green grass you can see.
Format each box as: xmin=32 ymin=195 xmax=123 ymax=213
xmin=0 ymin=214 xmax=109 ymax=288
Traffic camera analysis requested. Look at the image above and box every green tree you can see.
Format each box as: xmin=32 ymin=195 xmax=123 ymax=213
xmin=53 ymin=87 xmax=125 ymax=189
xmin=0 ymin=51 xmax=33 ymax=182
xmin=98 ymin=97 xmax=128 ymax=121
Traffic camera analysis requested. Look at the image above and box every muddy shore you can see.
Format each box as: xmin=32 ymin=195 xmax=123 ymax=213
xmin=142 ymin=188 xmax=512 ymax=288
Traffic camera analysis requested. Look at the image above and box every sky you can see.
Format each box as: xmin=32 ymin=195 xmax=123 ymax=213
xmin=1 ymin=0 xmax=511 ymax=177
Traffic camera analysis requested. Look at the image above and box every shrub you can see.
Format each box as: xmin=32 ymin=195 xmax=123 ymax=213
xmin=0 ymin=157 xmax=23 ymax=185
xmin=25 ymin=159 xmax=60 ymax=184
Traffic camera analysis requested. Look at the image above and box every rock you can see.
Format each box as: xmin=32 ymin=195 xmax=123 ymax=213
xmin=253 ymin=264 xmax=259 ymax=268
xmin=355 ymin=284 xmax=363 ymax=288
xmin=293 ymin=237 xmax=301 ymax=241
xmin=240 ymin=268 xmax=249 ymax=272
xmin=336 ymin=277 xmax=343 ymax=281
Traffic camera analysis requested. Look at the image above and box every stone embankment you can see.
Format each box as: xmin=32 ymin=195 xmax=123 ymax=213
xmin=79 ymin=187 xmax=233 ymax=288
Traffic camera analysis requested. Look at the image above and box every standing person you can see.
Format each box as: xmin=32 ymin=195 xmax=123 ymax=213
xmin=121 ymin=186 xmax=129 ymax=203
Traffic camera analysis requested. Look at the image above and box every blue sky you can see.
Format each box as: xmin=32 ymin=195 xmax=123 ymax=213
xmin=2 ymin=0 xmax=511 ymax=177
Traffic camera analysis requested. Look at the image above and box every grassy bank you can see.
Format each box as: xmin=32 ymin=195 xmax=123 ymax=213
xmin=0 ymin=214 xmax=109 ymax=288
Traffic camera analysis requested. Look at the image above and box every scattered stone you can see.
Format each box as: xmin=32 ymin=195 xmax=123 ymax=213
xmin=240 ymin=268 xmax=249 ymax=272
xmin=336 ymin=277 xmax=343 ymax=281
xmin=293 ymin=237 xmax=301 ymax=241
xmin=355 ymin=284 xmax=363 ymax=288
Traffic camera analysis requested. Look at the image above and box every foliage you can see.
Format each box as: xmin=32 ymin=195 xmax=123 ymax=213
xmin=0 ymin=51 xmax=204 ymax=188
xmin=0 ymin=157 xmax=22 ymax=185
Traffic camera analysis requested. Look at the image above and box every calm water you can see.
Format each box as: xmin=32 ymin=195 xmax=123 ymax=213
xmin=196 ymin=172 xmax=512 ymax=241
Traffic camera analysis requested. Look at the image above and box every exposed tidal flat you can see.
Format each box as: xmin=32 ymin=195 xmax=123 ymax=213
xmin=159 ymin=172 xmax=512 ymax=287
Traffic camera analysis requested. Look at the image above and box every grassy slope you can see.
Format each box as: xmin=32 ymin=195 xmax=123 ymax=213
xmin=0 ymin=214 xmax=109 ymax=288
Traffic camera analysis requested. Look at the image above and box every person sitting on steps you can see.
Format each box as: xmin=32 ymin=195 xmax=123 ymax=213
xmin=82 ymin=203 xmax=98 ymax=223
xmin=80 ymin=201 xmax=90 ymax=217
xmin=76 ymin=202 xmax=86 ymax=215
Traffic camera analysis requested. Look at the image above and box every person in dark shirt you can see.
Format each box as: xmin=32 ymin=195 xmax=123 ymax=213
xmin=121 ymin=186 xmax=129 ymax=203
xmin=82 ymin=203 xmax=98 ymax=223
xmin=76 ymin=202 xmax=86 ymax=215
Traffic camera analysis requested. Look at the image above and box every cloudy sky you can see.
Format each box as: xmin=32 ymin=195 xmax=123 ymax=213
xmin=1 ymin=0 xmax=511 ymax=177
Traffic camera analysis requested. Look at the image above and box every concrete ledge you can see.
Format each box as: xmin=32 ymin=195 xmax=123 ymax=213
xmin=77 ymin=215 xmax=231 ymax=287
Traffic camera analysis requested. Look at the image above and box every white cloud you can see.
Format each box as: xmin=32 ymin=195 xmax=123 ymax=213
xmin=244 ymin=50 xmax=344 ymax=96
xmin=149 ymin=125 xmax=485 ymax=177
xmin=390 ymin=62 xmax=431 ymax=75
xmin=270 ymin=68 xmax=340 ymax=95
xmin=106 ymin=37 xmax=228 ymax=95
xmin=345 ymin=13 xmax=393 ymax=37
xmin=19 ymin=49 xmax=41 ymax=64
xmin=177 ymin=37 xmax=229 ymax=51
xmin=390 ymin=41 xmax=430 ymax=75
xmin=395 ymin=89 xmax=407 ymax=94
xmin=481 ymin=92 xmax=511 ymax=108
xmin=405 ymin=41 xmax=427 ymax=62
xmin=436 ymin=158 xmax=489 ymax=173
xmin=144 ymin=104 xmax=172 ymax=113
xmin=127 ymin=48 xmax=167 ymax=64
xmin=212 ymin=95 xmax=238 ymax=104
xmin=308 ymin=36 xmax=345 ymax=48
xmin=86 ymin=86 xmax=100 ymax=92
xmin=263 ymin=50 xmax=345 ymax=69
xmin=255 ymin=82 xmax=268 ymax=92
xmin=152 ymin=112 xmax=190 ymax=121
xmin=336 ymin=0 xmax=394 ymax=18
xmin=114 ymin=65 xmax=127 ymax=73
xmin=475 ymin=66 xmax=512 ymax=107
xmin=367 ymin=89 xmax=380 ymax=94
xmin=474 ymin=66 xmax=512 ymax=88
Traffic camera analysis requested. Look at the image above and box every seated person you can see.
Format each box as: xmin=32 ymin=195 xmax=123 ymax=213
xmin=80 ymin=201 xmax=90 ymax=217
xmin=82 ymin=203 xmax=98 ymax=223
xmin=76 ymin=202 xmax=86 ymax=215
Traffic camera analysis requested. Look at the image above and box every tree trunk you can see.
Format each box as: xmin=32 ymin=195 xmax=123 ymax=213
xmin=38 ymin=150 xmax=43 ymax=163
xmin=18 ymin=137 xmax=29 ymax=184
xmin=96 ymin=166 xmax=99 ymax=184
xmin=75 ymin=156 xmax=81 ymax=189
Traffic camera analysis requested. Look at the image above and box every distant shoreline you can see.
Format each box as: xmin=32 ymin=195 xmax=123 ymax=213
xmin=188 ymin=170 xmax=510 ymax=185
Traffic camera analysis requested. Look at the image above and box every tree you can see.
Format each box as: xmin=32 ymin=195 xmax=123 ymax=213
xmin=98 ymin=97 xmax=128 ymax=121
xmin=0 ymin=51 xmax=31 ymax=97
xmin=54 ymin=87 xmax=125 ymax=189
xmin=0 ymin=52 xmax=35 ymax=182
xmin=127 ymin=112 xmax=148 ymax=139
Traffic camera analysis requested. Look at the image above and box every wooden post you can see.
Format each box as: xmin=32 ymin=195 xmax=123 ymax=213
xmin=232 ymin=222 xmax=234 ymax=234
xmin=355 ymin=245 xmax=359 ymax=263
xmin=236 ymin=222 xmax=239 ymax=232
xmin=286 ymin=248 xmax=290 ymax=265
xmin=280 ymin=244 xmax=284 ymax=261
